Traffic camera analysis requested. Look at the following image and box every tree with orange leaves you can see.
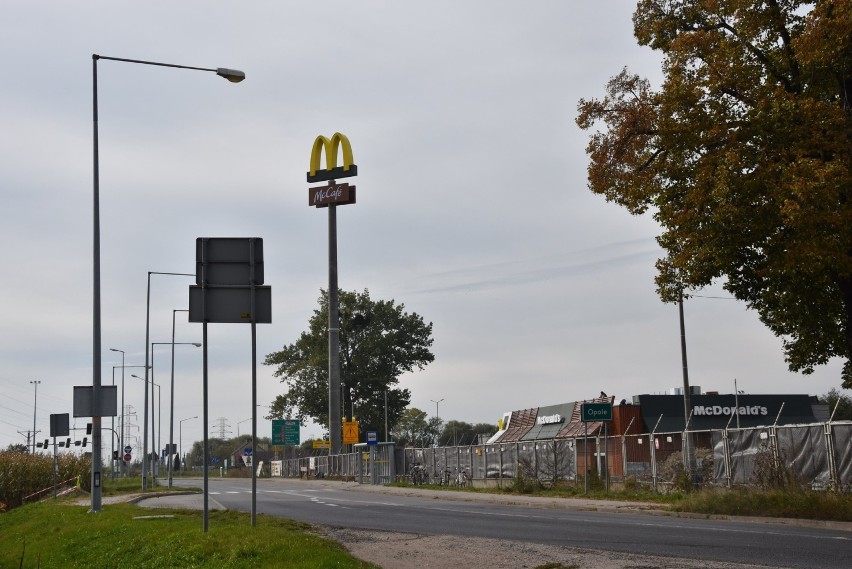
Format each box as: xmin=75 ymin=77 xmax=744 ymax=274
xmin=577 ymin=1 xmax=852 ymax=386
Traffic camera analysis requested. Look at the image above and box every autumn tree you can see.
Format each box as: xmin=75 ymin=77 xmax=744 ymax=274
xmin=390 ymin=407 xmax=442 ymax=447
xmin=438 ymin=420 xmax=498 ymax=446
xmin=818 ymin=388 xmax=852 ymax=420
xmin=577 ymin=1 xmax=852 ymax=386
xmin=264 ymin=289 xmax=434 ymax=435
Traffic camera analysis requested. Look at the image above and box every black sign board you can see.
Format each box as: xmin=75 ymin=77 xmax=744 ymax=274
xmin=50 ymin=413 xmax=69 ymax=437
xmin=189 ymin=237 xmax=271 ymax=324
xmin=635 ymin=394 xmax=817 ymax=432
xmin=72 ymin=386 xmax=118 ymax=418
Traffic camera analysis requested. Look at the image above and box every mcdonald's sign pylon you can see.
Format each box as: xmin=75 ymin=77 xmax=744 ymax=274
xmin=309 ymin=132 xmax=359 ymax=455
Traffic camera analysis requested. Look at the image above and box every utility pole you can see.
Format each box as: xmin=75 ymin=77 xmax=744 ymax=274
xmin=678 ymin=290 xmax=695 ymax=478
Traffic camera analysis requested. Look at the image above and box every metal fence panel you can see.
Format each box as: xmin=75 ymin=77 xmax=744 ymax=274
xmin=274 ymin=422 xmax=850 ymax=491
xmin=834 ymin=424 xmax=852 ymax=489
xmin=778 ymin=425 xmax=828 ymax=488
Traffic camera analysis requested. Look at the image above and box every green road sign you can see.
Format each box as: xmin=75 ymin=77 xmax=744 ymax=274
xmin=581 ymin=402 xmax=612 ymax=422
xmin=272 ymin=419 xmax=300 ymax=445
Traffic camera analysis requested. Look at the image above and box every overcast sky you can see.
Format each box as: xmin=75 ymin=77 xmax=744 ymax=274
xmin=0 ymin=1 xmax=844 ymax=454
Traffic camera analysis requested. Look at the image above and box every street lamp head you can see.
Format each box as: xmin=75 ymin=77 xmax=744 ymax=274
xmin=192 ymin=343 xmax=202 ymax=347
xmin=216 ymin=67 xmax=245 ymax=83
xmin=109 ymin=348 xmax=123 ymax=353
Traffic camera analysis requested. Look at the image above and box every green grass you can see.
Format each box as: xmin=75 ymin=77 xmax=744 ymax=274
xmin=0 ymin=500 xmax=377 ymax=569
xmin=669 ymin=487 xmax=852 ymax=521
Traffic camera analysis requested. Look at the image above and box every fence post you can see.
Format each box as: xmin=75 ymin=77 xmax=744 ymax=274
xmin=499 ymin=444 xmax=504 ymax=488
xmin=515 ymin=441 xmax=520 ymax=482
xmin=824 ymin=422 xmax=838 ymax=489
xmin=649 ymin=433 xmax=657 ymax=492
xmin=722 ymin=428 xmax=732 ymax=488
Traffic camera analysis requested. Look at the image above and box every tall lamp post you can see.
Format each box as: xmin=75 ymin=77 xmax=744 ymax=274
xmin=430 ymin=398 xmax=444 ymax=421
xmin=153 ymin=333 xmax=201 ymax=488
xmin=132 ymin=374 xmax=161 ymax=483
xmin=29 ymin=380 xmax=41 ymax=454
xmin=93 ymin=54 xmax=243 ymax=507
xmin=180 ymin=415 xmax=198 ymax=473
xmin=150 ymin=341 xmax=200 ymax=486
xmin=142 ymin=271 xmax=195 ymax=491
xmin=108 ymin=353 xmax=149 ymax=477
xmin=430 ymin=398 xmax=444 ymax=447
xmin=108 ymin=349 xmax=124 ymax=474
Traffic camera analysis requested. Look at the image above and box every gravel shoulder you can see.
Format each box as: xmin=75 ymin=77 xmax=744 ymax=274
xmin=317 ymin=526 xmax=776 ymax=569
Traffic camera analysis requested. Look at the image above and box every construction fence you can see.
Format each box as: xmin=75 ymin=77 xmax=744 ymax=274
xmin=271 ymin=421 xmax=852 ymax=491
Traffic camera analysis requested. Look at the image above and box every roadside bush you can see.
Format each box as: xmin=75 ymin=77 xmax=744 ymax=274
xmin=507 ymin=467 xmax=541 ymax=494
xmin=0 ymin=451 xmax=90 ymax=510
xmin=749 ymin=441 xmax=801 ymax=491
xmin=658 ymin=448 xmax=713 ymax=491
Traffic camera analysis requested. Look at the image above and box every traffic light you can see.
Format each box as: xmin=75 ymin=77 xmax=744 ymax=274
xmin=66 ymin=438 xmax=71 ymax=448
xmin=82 ymin=437 xmax=88 ymax=447
xmin=112 ymin=450 xmax=119 ymax=460
xmin=86 ymin=423 xmax=92 ymax=435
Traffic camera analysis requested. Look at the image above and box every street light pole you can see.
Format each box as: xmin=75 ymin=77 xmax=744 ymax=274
xmin=169 ymin=309 xmax=191 ymax=487
xmin=108 ymin=355 xmax=148 ymax=477
xmin=430 ymin=398 xmax=444 ymax=421
xmin=143 ymin=272 xmax=194 ymax=491
xmin=29 ymin=380 xmax=40 ymax=454
xmin=430 ymin=398 xmax=444 ymax=447
xmin=151 ymin=340 xmax=200 ymax=487
xmin=109 ymin=349 xmax=124 ymax=474
xmin=180 ymin=415 xmax=198 ymax=473
xmin=93 ymin=54 xmax=244 ymax=508
xmin=132 ymin=374 xmax=160 ymax=482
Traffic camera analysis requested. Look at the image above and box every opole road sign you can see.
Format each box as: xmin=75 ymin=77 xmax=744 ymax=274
xmin=581 ymin=402 xmax=613 ymax=422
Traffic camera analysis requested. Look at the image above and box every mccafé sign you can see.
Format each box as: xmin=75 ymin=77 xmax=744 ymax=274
xmin=310 ymin=182 xmax=355 ymax=207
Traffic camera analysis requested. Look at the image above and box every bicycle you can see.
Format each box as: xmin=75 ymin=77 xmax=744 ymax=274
xmin=454 ymin=468 xmax=469 ymax=487
xmin=409 ymin=463 xmax=429 ymax=485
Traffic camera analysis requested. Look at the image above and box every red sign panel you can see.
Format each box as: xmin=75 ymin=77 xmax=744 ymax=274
xmin=309 ymin=183 xmax=356 ymax=207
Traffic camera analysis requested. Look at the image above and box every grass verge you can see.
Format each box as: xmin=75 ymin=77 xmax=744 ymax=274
xmin=0 ymin=499 xmax=377 ymax=569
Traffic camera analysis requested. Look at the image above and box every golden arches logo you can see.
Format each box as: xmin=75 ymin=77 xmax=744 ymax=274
xmin=307 ymin=132 xmax=358 ymax=183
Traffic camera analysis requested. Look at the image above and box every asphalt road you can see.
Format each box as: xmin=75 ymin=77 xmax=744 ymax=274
xmin=161 ymin=477 xmax=851 ymax=569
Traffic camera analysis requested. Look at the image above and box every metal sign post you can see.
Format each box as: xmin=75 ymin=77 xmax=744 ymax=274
xmin=189 ymin=237 xmax=270 ymax=531
xmin=580 ymin=401 xmax=612 ymax=493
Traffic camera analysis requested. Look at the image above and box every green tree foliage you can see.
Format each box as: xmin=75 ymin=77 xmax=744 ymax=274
xmin=184 ymin=436 xmax=273 ymax=470
xmin=264 ymin=289 xmax=434 ymax=434
xmin=438 ymin=420 xmax=498 ymax=446
xmin=576 ymin=1 xmax=852 ymax=386
xmin=391 ymin=407 xmax=442 ymax=447
xmin=4 ymin=444 xmax=28 ymax=454
xmin=819 ymin=388 xmax=852 ymax=421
